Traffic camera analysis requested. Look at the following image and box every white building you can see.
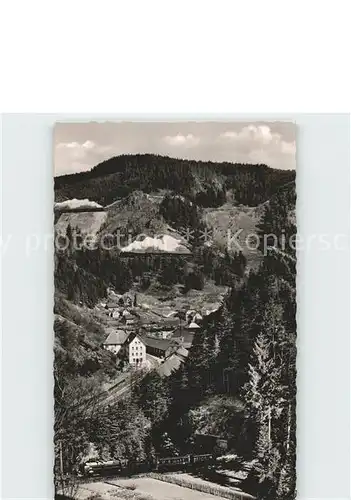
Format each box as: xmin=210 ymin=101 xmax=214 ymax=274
xmin=103 ymin=330 xmax=146 ymax=367
xmin=125 ymin=333 xmax=146 ymax=366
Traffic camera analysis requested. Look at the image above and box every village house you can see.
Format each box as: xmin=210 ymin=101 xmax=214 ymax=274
xmin=171 ymin=326 xmax=197 ymax=349
xmin=124 ymin=332 xmax=147 ymax=366
xmin=193 ymin=312 xmax=203 ymax=323
xmin=121 ymin=309 xmax=137 ymax=325
xmin=157 ymin=353 xmax=183 ymax=377
xmin=104 ymin=293 xmax=136 ymax=310
xmin=102 ymin=330 xmax=129 ymax=355
xmin=107 ymin=307 xmax=140 ymax=325
xmin=157 ymin=346 xmax=189 ymax=378
xmin=185 ymin=310 xmax=203 ymax=324
xmin=159 ymin=330 xmax=174 ymax=339
xmin=187 ymin=321 xmax=201 ymax=332
xmin=103 ymin=329 xmax=146 ymax=367
xmin=143 ymin=336 xmax=174 ymax=359
xmin=111 ymin=309 xmax=121 ymax=319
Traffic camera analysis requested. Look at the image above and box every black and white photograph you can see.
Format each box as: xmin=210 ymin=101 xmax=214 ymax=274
xmin=53 ymin=121 xmax=297 ymax=500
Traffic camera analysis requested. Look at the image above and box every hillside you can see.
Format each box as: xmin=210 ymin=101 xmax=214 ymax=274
xmin=202 ymin=203 xmax=264 ymax=267
xmin=104 ymin=191 xmax=164 ymax=233
xmin=55 ymin=210 xmax=108 ymax=236
xmin=54 ymin=154 xmax=295 ymax=275
xmin=54 ymin=156 xmax=296 ymax=311
xmin=54 ymin=294 xmax=118 ymax=379
xmin=54 ymin=152 xmax=296 ymax=500
xmin=55 ymin=153 xmax=295 ymax=207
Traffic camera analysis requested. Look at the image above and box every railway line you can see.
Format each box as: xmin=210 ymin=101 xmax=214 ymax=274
xmin=80 ymin=453 xmax=215 ymax=477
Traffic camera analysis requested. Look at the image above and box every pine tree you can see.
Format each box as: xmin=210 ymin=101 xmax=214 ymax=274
xmin=243 ymin=299 xmax=294 ymax=499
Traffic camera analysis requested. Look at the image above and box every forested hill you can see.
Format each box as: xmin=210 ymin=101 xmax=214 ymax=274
xmin=54 ymin=153 xmax=296 ymax=499
xmin=55 ymin=154 xmax=295 ymax=207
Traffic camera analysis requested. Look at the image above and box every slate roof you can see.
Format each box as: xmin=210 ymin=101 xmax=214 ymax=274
xmin=143 ymin=336 xmax=173 ymax=351
xmin=103 ymin=330 xmax=129 ymax=345
xmin=172 ymin=329 xmax=195 ymax=345
xmin=158 ymin=354 xmax=183 ymax=377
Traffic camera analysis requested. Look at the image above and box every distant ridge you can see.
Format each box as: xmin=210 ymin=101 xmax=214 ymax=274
xmin=55 ymin=153 xmax=295 ymax=208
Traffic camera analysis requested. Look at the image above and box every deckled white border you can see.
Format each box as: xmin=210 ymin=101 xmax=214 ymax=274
xmin=1 ymin=114 xmax=350 ymax=499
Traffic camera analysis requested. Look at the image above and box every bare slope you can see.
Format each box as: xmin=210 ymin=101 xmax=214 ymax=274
xmin=55 ymin=210 xmax=108 ymax=236
xmin=202 ymin=203 xmax=265 ymax=266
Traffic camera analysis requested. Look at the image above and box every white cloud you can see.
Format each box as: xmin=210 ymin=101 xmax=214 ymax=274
xmin=54 ymin=123 xmax=296 ymax=175
xmin=218 ymin=125 xmax=296 ymax=170
xmin=163 ymin=133 xmax=200 ymax=147
xmin=55 ymin=140 xmax=114 ymax=175
xmin=82 ymin=140 xmax=95 ymax=149
xmin=56 ymin=140 xmax=97 ymax=150
xmin=220 ymin=125 xmax=276 ymax=145
xmin=57 ymin=141 xmax=80 ymax=149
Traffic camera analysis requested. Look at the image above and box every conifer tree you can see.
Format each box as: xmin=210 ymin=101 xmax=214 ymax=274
xmin=243 ymin=299 xmax=294 ymax=499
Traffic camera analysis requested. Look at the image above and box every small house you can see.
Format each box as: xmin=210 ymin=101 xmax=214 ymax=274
xmin=193 ymin=312 xmax=203 ymax=323
xmin=103 ymin=329 xmax=146 ymax=367
xmin=143 ymin=337 xmax=173 ymax=359
xmin=111 ymin=309 xmax=121 ymax=319
xmin=172 ymin=329 xmax=194 ymax=349
xmin=102 ymin=330 xmax=129 ymax=355
xmin=124 ymin=295 xmax=133 ymax=307
xmin=187 ymin=321 xmax=201 ymax=331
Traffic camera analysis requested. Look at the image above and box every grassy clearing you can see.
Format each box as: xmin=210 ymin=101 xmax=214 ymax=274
xmin=81 ymin=483 xmax=155 ymax=500
xmin=148 ymin=472 xmax=254 ymax=500
xmin=136 ymin=281 xmax=228 ymax=318
xmin=108 ymin=487 xmax=155 ymax=500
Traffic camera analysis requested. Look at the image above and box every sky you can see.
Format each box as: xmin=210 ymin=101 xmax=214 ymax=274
xmin=54 ymin=121 xmax=296 ymax=176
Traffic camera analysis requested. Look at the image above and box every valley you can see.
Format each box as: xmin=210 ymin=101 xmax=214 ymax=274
xmin=54 ymin=153 xmax=296 ymax=500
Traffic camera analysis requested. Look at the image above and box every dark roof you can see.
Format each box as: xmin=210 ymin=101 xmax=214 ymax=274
xmin=172 ymin=329 xmax=194 ymax=342
xmin=124 ymin=332 xmax=145 ymax=346
xmin=103 ymin=330 xmax=129 ymax=345
xmin=143 ymin=336 xmax=172 ymax=351
xmin=162 ymin=317 xmax=181 ymax=327
xmin=171 ymin=331 xmax=194 ymax=350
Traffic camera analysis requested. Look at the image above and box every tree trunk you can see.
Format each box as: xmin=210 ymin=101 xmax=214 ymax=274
xmin=267 ymin=405 xmax=271 ymax=450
